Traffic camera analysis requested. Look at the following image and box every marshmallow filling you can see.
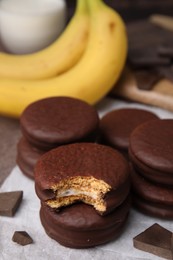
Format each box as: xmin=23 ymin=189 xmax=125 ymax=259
xmin=46 ymin=176 xmax=111 ymax=213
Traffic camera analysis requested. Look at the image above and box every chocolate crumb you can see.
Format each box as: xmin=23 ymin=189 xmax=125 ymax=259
xmin=12 ymin=231 xmax=33 ymax=246
xmin=0 ymin=191 xmax=23 ymax=217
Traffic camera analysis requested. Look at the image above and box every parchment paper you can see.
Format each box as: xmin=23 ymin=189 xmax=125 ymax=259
xmin=1 ymin=97 xmax=173 ymax=260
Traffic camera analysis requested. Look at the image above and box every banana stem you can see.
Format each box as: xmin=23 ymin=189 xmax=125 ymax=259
xmin=87 ymin=0 xmax=103 ymax=10
xmin=76 ymin=0 xmax=88 ymax=14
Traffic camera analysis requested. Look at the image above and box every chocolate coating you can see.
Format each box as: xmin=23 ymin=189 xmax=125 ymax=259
xmin=20 ymin=97 xmax=99 ymax=150
xmin=129 ymin=119 xmax=173 ymax=185
xmin=131 ymin=165 xmax=173 ymax=206
xmin=99 ymin=108 xmax=158 ymax=154
xmin=17 ymin=137 xmax=44 ymax=179
xmin=133 ymin=196 xmax=173 ymax=219
xmin=40 ymin=196 xmax=131 ymax=248
xmin=35 ymin=143 xmax=130 ymax=215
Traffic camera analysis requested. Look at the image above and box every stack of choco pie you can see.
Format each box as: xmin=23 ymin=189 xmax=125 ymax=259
xmin=17 ymin=96 xmax=131 ymax=248
xmin=17 ymin=96 xmax=100 ymax=179
xmin=34 ymin=142 xmax=131 ymax=248
xmin=99 ymin=108 xmax=173 ymax=219
xmin=129 ymin=118 xmax=173 ymax=219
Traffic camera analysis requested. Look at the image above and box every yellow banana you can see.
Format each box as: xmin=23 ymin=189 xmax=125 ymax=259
xmin=0 ymin=0 xmax=127 ymax=118
xmin=0 ymin=0 xmax=89 ymax=80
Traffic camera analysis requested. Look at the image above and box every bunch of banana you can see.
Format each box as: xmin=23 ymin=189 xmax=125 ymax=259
xmin=0 ymin=0 xmax=127 ymax=118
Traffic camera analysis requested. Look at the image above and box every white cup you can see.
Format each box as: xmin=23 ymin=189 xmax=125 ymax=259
xmin=0 ymin=0 xmax=67 ymax=54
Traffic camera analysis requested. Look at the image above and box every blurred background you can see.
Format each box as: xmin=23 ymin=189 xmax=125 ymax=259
xmin=65 ymin=0 xmax=173 ymax=22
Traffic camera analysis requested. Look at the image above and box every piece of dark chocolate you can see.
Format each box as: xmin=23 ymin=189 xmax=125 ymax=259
xmin=134 ymin=69 xmax=163 ymax=90
xmin=158 ymin=43 xmax=173 ymax=58
xmin=127 ymin=20 xmax=173 ymax=70
xmin=128 ymin=49 xmax=171 ymax=68
xmin=0 ymin=190 xmax=23 ymax=217
xmin=133 ymin=223 xmax=173 ymax=260
xmin=127 ymin=20 xmax=173 ymax=51
xmin=157 ymin=66 xmax=173 ymax=82
xmin=12 ymin=231 xmax=33 ymax=246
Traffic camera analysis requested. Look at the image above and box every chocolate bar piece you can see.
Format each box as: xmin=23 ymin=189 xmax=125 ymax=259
xmin=127 ymin=20 xmax=173 ymax=50
xmin=127 ymin=20 xmax=173 ymax=69
xmin=12 ymin=231 xmax=33 ymax=246
xmin=134 ymin=69 xmax=163 ymax=90
xmin=0 ymin=191 xmax=23 ymax=217
xmin=128 ymin=49 xmax=171 ymax=68
xmin=133 ymin=223 xmax=173 ymax=260
xmin=157 ymin=66 xmax=173 ymax=82
xmin=158 ymin=44 xmax=173 ymax=58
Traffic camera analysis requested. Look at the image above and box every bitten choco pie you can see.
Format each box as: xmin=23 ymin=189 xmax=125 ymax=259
xmin=35 ymin=143 xmax=130 ymax=216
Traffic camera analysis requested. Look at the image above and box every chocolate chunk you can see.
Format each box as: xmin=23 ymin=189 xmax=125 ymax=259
xmin=133 ymin=223 xmax=173 ymax=260
xmin=12 ymin=231 xmax=33 ymax=246
xmin=128 ymin=49 xmax=171 ymax=68
xmin=127 ymin=20 xmax=164 ymax=45
xmin=158 ymin=44 xmax=173 ymax=58
xmin=157 ymin=66 xmax=173 ymax=82
xmin=127 ymin=20 xmax=173 ymax=51
xmin=134 ymin=69 xmax=163 ymax=90
xmin=0 ymin=191 xmax=23 ymax=217
xmin=134 ymin=66 xmax=173 ymax=90
xmin=127 ymin=20 xmax=173 ymax=69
